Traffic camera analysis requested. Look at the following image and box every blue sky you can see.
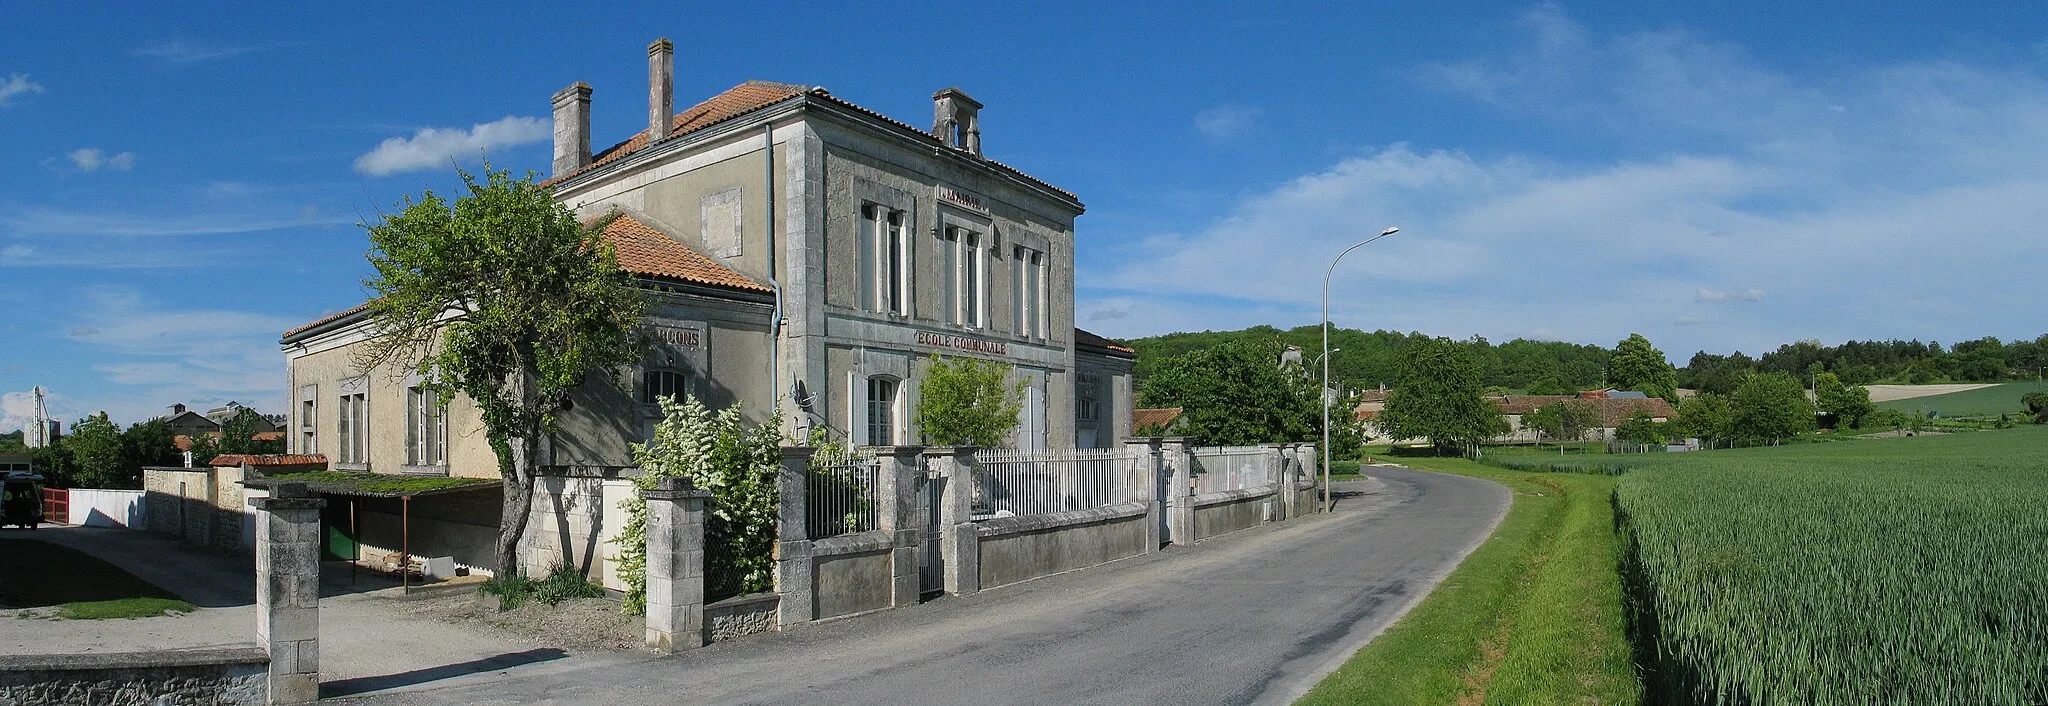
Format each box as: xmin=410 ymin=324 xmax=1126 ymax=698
xmin=7 ymin=2 xmax=2048 ymax=428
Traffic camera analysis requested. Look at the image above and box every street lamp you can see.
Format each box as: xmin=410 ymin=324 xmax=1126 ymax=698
xmin=1323 ymin=226 xmax=1399 ymax=512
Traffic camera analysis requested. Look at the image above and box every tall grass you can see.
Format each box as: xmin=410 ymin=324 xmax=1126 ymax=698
xmin=1614 ymin=427 xmax=2048 ymax=704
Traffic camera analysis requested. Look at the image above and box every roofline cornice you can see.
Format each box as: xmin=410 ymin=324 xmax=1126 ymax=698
xmin=550 ymin=93 xmax=1086 ymax=215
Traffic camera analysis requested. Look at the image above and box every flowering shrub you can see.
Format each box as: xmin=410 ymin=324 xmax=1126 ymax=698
xmin=615 ymin=395 xmax=782 ymax=613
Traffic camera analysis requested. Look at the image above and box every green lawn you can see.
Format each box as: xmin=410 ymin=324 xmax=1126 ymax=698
xmin=1876 ymin=380 xmax=2048 ymax=417
xmin=0 ymin=535 xmax=195 ymax=618
xmin=1300 ymin=455 xmax=1639 ymax=705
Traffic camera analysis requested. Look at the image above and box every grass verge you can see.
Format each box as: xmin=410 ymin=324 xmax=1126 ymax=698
xmin=1298 ymin=456 xmax=1639 ymax=705
xmin=52 ymin=597 xmax=195 ymax=619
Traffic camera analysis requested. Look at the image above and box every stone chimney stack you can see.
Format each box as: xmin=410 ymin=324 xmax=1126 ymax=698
xmin=648 ymin=38 xmax=674 ymax=144
xmin=931 ymin=88 xmax=982 ymax=156
xmin=171 ymin=403 xmax=187 ymax=416
xmin=551 ymin=82 xmax=592 ymax=177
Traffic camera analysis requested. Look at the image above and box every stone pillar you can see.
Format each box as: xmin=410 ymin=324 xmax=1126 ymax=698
xmin=874 ymin=446 xmax=925 ymax=607
xmin=1160 ymin=438 xmax=1195 ymax=546
xmin=1124 ymin=437 xmax=1165 ymax=552
xmin=1277 ymin=443 xmax=1301 ymax=520
xmin=642 ymin=477 xmax=709 ymax=653
xmin=927 ymin=446 xmax=980 ymax=596
xmin=253 ymin=482 xmax=324 ymax=706
xmin=774 ymin=447 xmax=815 ymax=628
xmin=1262 ymin=444 xmax=1288 ymax=522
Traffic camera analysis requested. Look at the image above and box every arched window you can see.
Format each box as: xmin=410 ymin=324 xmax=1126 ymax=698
xmin=866 ymin=376 xmax=898 ymax=446
xmin=644 ymin=370 xmax=688 ymax=405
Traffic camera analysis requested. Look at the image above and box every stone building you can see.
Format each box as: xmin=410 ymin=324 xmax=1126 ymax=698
xmin=278 ymin=38 xmax=1133 ymax=576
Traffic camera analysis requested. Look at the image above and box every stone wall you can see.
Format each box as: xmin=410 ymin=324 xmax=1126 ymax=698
xmin=1191 ymin=488 xmax=1275 ymax=542
xmin=810 ymin=531 xmax=894 ymax=620
xmin=142 ymin=467 xmax=246 ymax=552
xmin=974 ymin=501 xmax=1151 ymax=590
xmin=0 ymin=647 xmax=267 ymax=706
xmin=705 ymin=592 xmax=780 ymax=642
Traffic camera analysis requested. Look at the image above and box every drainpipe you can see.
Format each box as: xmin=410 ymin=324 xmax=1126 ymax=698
xmin=764 ymin=123 xmax=784 ymax=428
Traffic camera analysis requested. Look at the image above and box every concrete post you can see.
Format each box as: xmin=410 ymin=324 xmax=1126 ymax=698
xmin=1277 ymin=443 xmax=1301 ymax=520
xmin=1124 ymin=437 xmax=1165 ymax=551
xmin=1295 ymin=443 xmax=1321 ymax=514
xmin=1160 ymin=437 xmax=1195 ymax=546
xmin=927 ymin=446 xmax=980 ymax=596
xmin=774 ymin=447 xmax=815 ymax=628
xmin=875 ymin=446 xmax=925 ymax=607
xmin=252 ymin=482 xmax=324 ymax=705
xmin=642 ymin=477 xmax=710 ymax=653
xmin=1262 ymin=444 xmax=1288 ymax=522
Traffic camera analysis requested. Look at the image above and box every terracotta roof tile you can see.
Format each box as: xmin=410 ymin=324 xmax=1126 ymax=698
xmin=282 ymin=213 xmax=766 ymax=341
xmin=210 ymin=454 xmax=327 ymax=468
xmin=547 ymin=81 xmax=808 ymax=186
xmin=596 ymin=212 xmax=770 ymax=293
xmin=1133 ymin=407 xmax=1183 ymax=429
xmin=281 ymin=301 xmax=373 ymax=339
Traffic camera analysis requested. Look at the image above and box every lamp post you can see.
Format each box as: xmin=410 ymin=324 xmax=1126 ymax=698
xmin=1323 ymin=226 xmax=1399 ymax=512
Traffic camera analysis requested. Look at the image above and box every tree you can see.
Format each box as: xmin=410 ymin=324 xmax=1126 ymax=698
xmin=1674 ymin=392 xmax=1734 ymax=442
xmin=1139 ymin=340 xmax=1318 ymax=446
xmin=1730 ymin=372 xmax=1815 ymax=444
xmin=1373 ymin=336 xmax=1509 ymax=454
xmin=357 ymin=166 xmax=647 ymax=576
xmin=67 ymin=413 xmax=128 ymax=489
xmin=2023 ymin=391 xmax=2048 ymax=424
xmin=120 ymin=418 xmax=181 ymax=477
xmin=1869 ymin=408 xmax=1911 ymax=429
xmin=914 ymin=355 xmax=1024 ymax=447
xmin=1609 ymin=333 xmax=1679 ymax=401
xmin=1615 ymin=412 xmax=1665 ymax=446
xmin=1833 ymin=384 xmax=1876 ymax=429
xmin=1524 ymin=400 xmax=1596 ymax=445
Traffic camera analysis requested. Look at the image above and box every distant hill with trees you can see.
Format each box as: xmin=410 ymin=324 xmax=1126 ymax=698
xmin=1120 ymin=326 xmax=2048 ymax=396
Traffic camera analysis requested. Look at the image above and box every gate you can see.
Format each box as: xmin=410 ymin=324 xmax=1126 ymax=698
xmin=913 ymin=463 xmax=946 ymax=596
xmin=41 ymin=488 xmax=68 ymax=525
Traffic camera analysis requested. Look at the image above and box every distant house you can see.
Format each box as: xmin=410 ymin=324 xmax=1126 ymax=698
xmin=1493 ymin=392 xmax=1675 ymax=442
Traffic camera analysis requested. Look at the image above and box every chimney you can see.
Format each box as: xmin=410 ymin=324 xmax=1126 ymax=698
xmin=551 ymin=82 xmax=592 ymax=177
xmin=171 ymin=403 xmax=186 ymax=415
xmin=931 ymin=87 xmax=983 ymax=156
xmin=648 ymin=38 xmax=674 ymax=144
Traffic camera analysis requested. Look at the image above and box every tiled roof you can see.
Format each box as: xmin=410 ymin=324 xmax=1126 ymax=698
xmin=1133 ymin=407 xmax=1183 ymax=430
xmin=282 ymin=212 xmax=767 ymax=341
xmin=209 ymin=453 xmax=326 ymax=468
xmin=549 ymin=80 xmax=809 ymax=185
xmin=1492 ymin=395 xmax=1676 ymax=427
xmin=596 ymin=212 xmax=770 ymax=293
xmin=281 ymin=301 xmax=373 ymax=339
xmin=545 ymin=81 xmax=1078 ymax=203
xmin=1073 ymin=327 xmax=1135 ymax=355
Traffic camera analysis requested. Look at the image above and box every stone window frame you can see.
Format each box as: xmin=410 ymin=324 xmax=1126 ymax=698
xmin=402 ymin=382 xmax=449 ymax=474
xmin=938 ymin=208 xmax=994 ymax=331
xmin=297 ymin=384 xmax=318 ymax=455
xmin=335 ymin=376 xmax=370 ymax=471
xmin=852 ymin=179 xmax=916 ymax=320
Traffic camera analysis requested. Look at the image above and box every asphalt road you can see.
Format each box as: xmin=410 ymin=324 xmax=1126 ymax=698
xmin=347 ymin=467 xmax=1510 ymax=706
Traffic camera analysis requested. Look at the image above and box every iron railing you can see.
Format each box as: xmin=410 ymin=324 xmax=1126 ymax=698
xmin=806 ymin=447 xmax=880 ymax=539
xmin=1191 ymin=446 xmax=1271 ymax=494
xmin=972 ymin=448 xmax=1147 ymax=520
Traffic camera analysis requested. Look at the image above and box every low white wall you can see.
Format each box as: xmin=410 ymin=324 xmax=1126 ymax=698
xmin=66 ymin=489 xmax=146 ymax=529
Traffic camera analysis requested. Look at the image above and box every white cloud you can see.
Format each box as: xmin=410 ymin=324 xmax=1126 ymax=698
xmin=1 ymin=389 xmax=76 ymax=436
xmin=132 ymin=40 xmax=268 ymax=64
xmin=66 ymin=148 xmax=137 ymax=173
xmin=0 ymin=73 xmax=42 ymax=107
xmin=1696 ymin=288 xmax=1764 ymax=303
xmin=53 ymin=288 xmax=298 ymax=424
xmin=3 ymin=206 xmax=347 ymax=238
xmin=1194 ymin=104 xmax=1262 ymax=141
xmin=1081 ymin=8 xmax=2048 ymax=357
xmin=352 ymin=116 xmax=550 ymax=176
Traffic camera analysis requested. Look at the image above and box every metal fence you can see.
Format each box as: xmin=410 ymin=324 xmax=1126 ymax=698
xmin=807 ymin=447 xmax=880 ymax=539
xmin=971 ymin=448 xmax=1147 ymax=520
xmin=1191 ymin=446 xmax=1271 ymax=494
